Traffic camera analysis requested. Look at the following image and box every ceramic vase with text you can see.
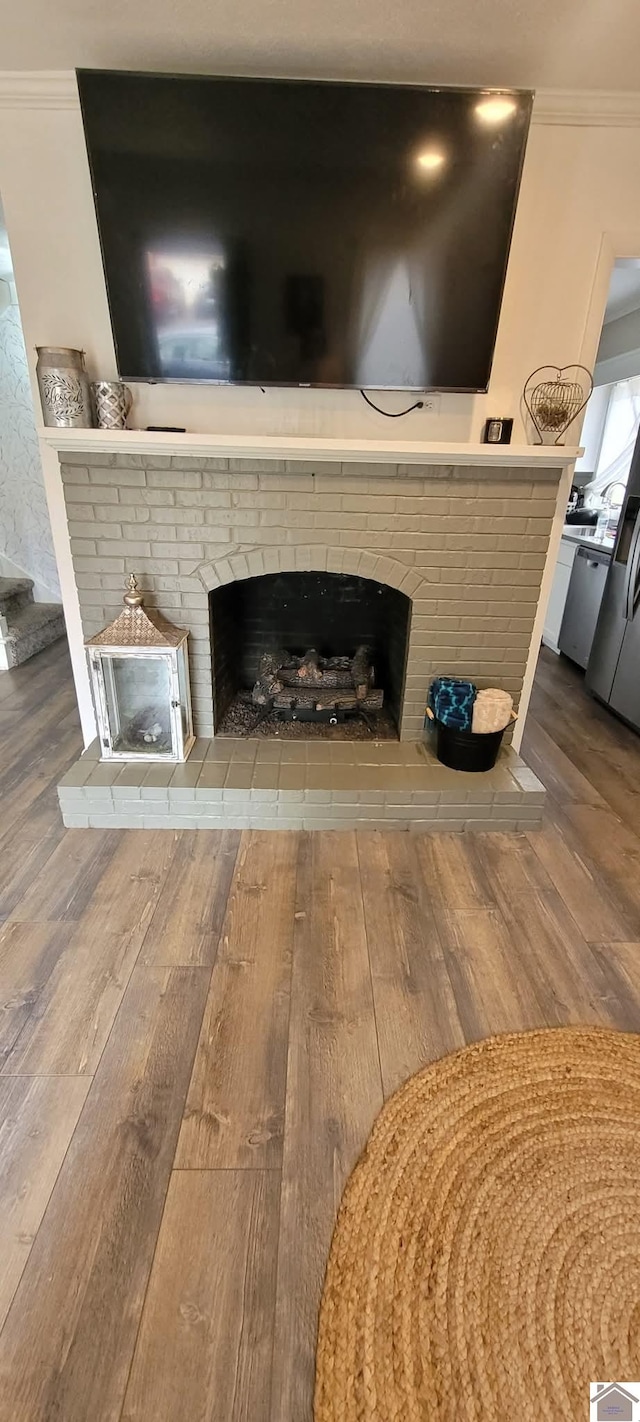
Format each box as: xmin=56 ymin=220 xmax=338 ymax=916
xmin=36 ymin=346 xmax=94 ymax=428
xmin=92 ymin=380 xmax=133 ymax=430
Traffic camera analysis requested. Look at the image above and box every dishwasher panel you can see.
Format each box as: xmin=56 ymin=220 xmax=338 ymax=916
xmin=558 ymin=545 xmax=611 ymax=669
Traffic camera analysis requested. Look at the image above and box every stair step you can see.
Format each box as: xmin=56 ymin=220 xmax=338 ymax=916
xmin=0 ymin=576 xmax=35 ymax=618
xmin=0 ymin=601 xmax=66 ymax=669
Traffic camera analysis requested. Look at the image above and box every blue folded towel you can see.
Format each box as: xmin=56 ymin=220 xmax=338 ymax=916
xmin=427 ymin=677 xmax=477 ymax=731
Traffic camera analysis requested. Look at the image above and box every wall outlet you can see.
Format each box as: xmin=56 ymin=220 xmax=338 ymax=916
xmin=419 ymin=394 xmax=441 ymax=414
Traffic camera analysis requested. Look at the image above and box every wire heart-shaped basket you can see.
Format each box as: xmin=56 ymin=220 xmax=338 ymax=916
xmin=523 ymin=364 xmax=593 ymax=445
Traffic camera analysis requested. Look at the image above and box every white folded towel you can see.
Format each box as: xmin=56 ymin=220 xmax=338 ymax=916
xmin=472 ymin=688 xmax=514 ymax=734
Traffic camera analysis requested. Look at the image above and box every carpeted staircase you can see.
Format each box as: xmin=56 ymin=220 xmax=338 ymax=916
xmin=0 ymin=576 xmax=65 ymax=670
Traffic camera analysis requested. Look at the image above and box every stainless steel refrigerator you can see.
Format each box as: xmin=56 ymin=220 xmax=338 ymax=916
xmin=586 ymin=430 xmax=640 ymax=732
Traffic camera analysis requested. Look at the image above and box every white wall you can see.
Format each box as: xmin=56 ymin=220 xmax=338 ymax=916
xmin=4 ymin=89 xmax=636 ymax=445
xmin=0 ymin=299 xmax=60 ymax=599
xmin=2 ymin=81 xmax=640 ymax=740
xmin=3 ymin=94 xmax=638 ymax=441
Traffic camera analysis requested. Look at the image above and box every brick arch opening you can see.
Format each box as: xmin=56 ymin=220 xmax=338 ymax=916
xmin=197 ymin=544 xmax=426 ymax=601
xmin=209 ymin=567 xmax=412 ymax=736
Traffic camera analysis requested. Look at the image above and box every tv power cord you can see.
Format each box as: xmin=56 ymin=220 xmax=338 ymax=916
xmin=360 ymin=389 xmax=425 ymax=417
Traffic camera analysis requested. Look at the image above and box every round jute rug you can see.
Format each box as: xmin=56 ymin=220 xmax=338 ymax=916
xmin=314 ymin=1027 xmax=640 ymax=1421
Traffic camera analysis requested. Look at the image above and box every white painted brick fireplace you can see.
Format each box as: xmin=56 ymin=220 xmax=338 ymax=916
xmin=49 ymin=431 xmax=576 ymax=830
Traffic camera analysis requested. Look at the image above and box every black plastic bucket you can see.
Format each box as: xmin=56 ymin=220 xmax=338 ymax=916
xmin=434 ymin=719 xmax=505 ymax=772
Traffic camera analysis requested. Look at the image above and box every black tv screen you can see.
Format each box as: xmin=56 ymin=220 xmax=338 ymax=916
xmin=77 ymin=71 xmax=532 ymax=392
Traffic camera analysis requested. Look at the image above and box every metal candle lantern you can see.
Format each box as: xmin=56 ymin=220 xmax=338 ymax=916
xmin=86 ymin=576 xmax=194 ymax=762
xmin=523 ymin=364 xmax=593 ymax=445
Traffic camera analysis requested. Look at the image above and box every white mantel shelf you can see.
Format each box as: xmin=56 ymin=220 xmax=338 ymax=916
xmin=41 ymin=427 xmax=581 ymax=469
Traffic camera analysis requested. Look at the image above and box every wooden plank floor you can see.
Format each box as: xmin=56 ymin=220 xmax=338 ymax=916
xmin=0 ymin=639 xmax=639 ymax=1420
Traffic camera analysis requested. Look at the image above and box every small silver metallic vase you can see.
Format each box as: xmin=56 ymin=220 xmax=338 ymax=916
xmin=36 ymin=346 xmax=94 ymax=429
xmin=92 ymin=380 xmax=133 ymax=430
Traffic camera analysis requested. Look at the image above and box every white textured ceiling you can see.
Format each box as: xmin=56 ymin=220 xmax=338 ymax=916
xmin=1 ymin=0 xmax=640 ymax=90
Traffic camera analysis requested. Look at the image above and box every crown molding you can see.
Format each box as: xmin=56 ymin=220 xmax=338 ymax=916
xmin=533 ymin=89 xmax=640 ymax=127
xmin=0 ymin=71 xmax=77 ymax=109
xmin=0 ymin=72 xmax=639 ymax=126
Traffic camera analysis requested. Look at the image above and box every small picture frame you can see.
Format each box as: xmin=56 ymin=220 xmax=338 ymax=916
xmin=483 ymin=417 xmax=513 ymax=445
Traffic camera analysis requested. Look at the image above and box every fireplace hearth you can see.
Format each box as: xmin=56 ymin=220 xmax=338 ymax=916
xmin=210 ymin=571 xmax=411 ymax=738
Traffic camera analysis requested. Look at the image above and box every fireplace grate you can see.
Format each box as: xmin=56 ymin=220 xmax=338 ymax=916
xmin=252 ymin=645 xmax=383 ymax=725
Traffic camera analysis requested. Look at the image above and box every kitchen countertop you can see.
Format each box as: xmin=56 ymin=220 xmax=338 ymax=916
xmin=562 ymin=525 xmax=616 ymax=555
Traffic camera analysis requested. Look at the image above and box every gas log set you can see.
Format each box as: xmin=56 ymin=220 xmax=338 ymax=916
xmin=251 ymin=646 xmax=383 ymax=725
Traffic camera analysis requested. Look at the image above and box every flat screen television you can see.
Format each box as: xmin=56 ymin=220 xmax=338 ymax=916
xmin=77 ymin=71 xmax=533 ymax=392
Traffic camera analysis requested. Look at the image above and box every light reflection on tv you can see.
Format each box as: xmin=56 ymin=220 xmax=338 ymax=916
xmin=146 ymin=248 xmax=230 ymax=380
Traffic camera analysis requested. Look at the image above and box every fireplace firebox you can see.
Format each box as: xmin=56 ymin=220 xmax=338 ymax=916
xmin=210 ymin=572 xmax=411 ymax=736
